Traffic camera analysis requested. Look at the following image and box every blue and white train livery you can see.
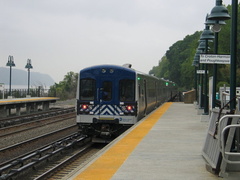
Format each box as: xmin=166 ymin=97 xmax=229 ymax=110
xmin=76 ymin=64 xmax=177 ymax=141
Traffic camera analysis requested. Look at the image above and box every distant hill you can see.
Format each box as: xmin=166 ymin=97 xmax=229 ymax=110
xmin=0 ymin=67 xmax=55 ymax=87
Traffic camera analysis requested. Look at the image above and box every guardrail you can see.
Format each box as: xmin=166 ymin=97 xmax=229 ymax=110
xmin=220 ymin=92 xmax=240 ymax=109
xmin=0 ymin=88 xmax=50 ymax=99
xmin=218 ymin=115 xmax=240 ymax=164
xmin=202 ymin=109 xmax=240 ymax=177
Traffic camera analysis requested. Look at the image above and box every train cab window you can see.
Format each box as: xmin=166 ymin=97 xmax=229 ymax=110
xmin=102 ymin=81 xmax=112 ymax=101
xmin=119 ymin=79 xmax=135 ymax=102
xmin=80 ymin=79 xmax=95 ymax=100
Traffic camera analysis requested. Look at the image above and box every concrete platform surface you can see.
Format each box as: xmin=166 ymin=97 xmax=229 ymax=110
xmin=111 ymin=102 xmax=219 ymax=180
xmin=72 ymin=102 xmax=240 ymax=180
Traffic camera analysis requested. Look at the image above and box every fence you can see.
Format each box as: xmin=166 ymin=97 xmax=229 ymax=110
xmin=0 ymin=87 xmax=51 ymax=99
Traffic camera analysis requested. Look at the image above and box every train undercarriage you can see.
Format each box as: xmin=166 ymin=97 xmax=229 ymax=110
xmin=77 ymin=123 xmax=132 ymax=143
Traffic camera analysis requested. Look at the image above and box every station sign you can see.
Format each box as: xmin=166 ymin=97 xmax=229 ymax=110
xmin=200 ymin=54 xmax=230 ymax=64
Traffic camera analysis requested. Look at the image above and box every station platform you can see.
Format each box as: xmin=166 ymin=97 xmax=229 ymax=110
xmin=0 ymin=97 xmax=59 ymax=117
xmin=71 ymin=102 xmax=239 ymax=180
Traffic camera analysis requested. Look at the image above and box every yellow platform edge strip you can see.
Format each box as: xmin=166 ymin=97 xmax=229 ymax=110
xmin=0 ymin=97 xmax=58 ymax=103
xmin=75 ymin=102 xmax=173 ymax=180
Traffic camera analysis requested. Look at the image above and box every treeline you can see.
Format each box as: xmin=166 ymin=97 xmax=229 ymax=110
xmin=149 ymin=4 xmax=240 ymax=91
xmin=48 ymin=71 xmax=78 ymax=100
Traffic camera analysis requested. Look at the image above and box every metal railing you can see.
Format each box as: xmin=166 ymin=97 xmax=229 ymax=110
xmin=0 ymin=87 xmax=51 ymax=99
xmin=218 ymin=115 xmax=240 ymax=164
xmin=220 ymin=91 xmax=240 ymax=109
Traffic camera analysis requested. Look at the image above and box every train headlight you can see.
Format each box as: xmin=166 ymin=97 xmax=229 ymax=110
xmin=101 ymin=68 xmax=106 ymax=73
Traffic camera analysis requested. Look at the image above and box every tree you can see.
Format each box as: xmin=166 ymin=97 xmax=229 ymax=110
xmin=149 ymin=4 xmax=240 ymax=92
xmin=49 ymin=71 xmax=78 ymax=100
xmin=150 ymin=31 xmax=201 ymax=89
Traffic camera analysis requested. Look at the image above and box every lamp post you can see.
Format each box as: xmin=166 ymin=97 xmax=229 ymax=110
xmin=192 ymin=53 xmax=199 ymax=102
xmin=206 ymin=19 xmax=226 ymax=109
xmin=208 ymin=0 xmax=231 ymax=20
xmin=193 ymin=49 xmax=204 ymax=107
xmin=200 ymin=22 xmax=215 ymax=115
xmin=229 ymin=0 xmax=238 ymax=111
xmin=6 ymin=55 xmax=15 ymax=97
xmin=208 ymin=0 xmax=235 ymax=112
xmin=196 ymin=43 xmax=206 ymax=108
xmin=25 ymin=59 xmax=33 ymax=96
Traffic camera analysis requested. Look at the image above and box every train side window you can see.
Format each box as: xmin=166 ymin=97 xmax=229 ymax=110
xmin=80 ymin=79 xmax=95 ymax=100
xmin=102 ymin=81 xmax=112 ymax=101
xmin=119 ymin=79 xmax=135 ymax=102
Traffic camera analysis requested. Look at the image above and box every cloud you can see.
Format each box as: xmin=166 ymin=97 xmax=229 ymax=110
xmin=0 ymin=0 xmax=232 ymax=82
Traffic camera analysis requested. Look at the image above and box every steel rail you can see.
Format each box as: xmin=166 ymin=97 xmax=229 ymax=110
xmin=0 ymin=107 xmax=75 ymax=128
xmin=0 ymin=134 xmax=89 ymax=180
xmin=34 ymin=141 xmax=93 ymax=180
xmin=0 ymin=112 xmax=75 ymax=138
xmin=0 ymin=124 xmax=78 ymax=164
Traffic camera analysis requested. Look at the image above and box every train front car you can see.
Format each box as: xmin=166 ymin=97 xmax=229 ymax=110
xmin=76 ymin=65 xmax=137 ymax=141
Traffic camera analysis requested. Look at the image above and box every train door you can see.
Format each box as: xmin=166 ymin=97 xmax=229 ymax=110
xmin=155 ymin=81 xmax=158 ymax=107
xmin=97 ymin=79 xmax=116 ymax=120
xmin=143 ymin=79 xmax=147 ymax=115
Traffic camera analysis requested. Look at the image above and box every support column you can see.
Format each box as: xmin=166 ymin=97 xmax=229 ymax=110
xmin=16 ymin=106 xmax=21 ymax=116
xmin=42 ymin=102 xmax=50 ymax=111
xmin=0 ymin=106 xmax=8 ymax=117
xmin=33 ymin=103 xmax=38 ymax=112
xmin=26 ymin=104 xmax=31 ymax=114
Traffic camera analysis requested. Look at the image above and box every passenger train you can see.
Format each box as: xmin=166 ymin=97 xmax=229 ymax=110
xmin=76 ymin=64 xmax=177 ymax=142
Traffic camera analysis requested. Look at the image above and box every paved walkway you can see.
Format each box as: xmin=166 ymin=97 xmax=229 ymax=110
xmin=71 ymin=102 xmax=239 ymax=180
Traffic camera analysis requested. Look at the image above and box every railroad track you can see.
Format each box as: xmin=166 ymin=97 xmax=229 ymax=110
xmin=0 ymin=133 xmax=92 ymax=180
xmin=0 ymin=107 xmax=75 ymax=128
xmin=0 ymin=132 xmax=107 ymax=180
xmin=48 ymin=143 xmax=106 ymax=180
xmin=0 ymin=106 xmax=76 ymax=153
xmin=0 ymin=112 xmax=76 ymax=148
xmin=0 ymin=103 xmax=110 ymax=179
xmin=32 ymin=140 xmax=96 ymax=180
xmin=0 ymin=124 xmax=78 ymax=163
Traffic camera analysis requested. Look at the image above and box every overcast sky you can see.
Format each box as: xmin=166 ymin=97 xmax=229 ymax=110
xmin=0 ymin=0 xmax=231 ymax=83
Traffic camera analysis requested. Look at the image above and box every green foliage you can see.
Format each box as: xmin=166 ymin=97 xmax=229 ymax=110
xmin=217 ymin=81 xmax=230 ymax=91
xmin=149 ymin=56 xmax=169 ymax=79
xmin=49 ymin=71 xmax=78 ymax=100
xmin=150 ymin=31 xmax=201 ymax=89
xmin=149 ymin=4 xmax=240 ymax=91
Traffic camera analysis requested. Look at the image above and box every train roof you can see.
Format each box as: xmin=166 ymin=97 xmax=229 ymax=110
xmin=80 ymin=64 xmax=136 ymax=73
xmin=80 ymin=64 xmax=158 ymax=76
xmin=79 ymin=64 xmax=176 ymax=85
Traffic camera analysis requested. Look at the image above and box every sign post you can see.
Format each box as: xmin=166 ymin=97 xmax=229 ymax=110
xmin=200 ymin=54 xmax=230 ymax=112
xmin=200 ymin=54 xmax=230 ymax=64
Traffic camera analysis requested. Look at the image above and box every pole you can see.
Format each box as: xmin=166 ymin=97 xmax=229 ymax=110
xmin=212 ymin=32 xmax=219 ymax=109
xmin=230 ymin=0 xmax=238 ymax=111
xmin=198 ymin=65 xmax=201 ymax=105
xmin=9 ymin=65 xmax=12 ymax=96
xmin=201 ymin=64 xmax=204 ymax=108
xmin=28 ymin=68 xmax=30 ymax=95
xmin=203 ymin=39 xmax=209 ymax=114
xmin=195 ymin=66 xmax=198 ymax=102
